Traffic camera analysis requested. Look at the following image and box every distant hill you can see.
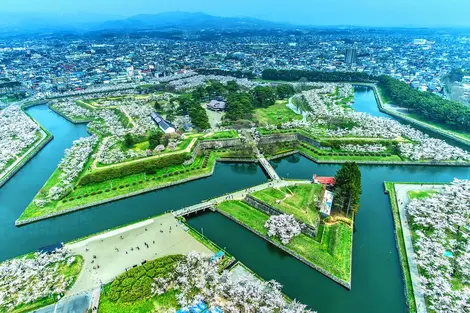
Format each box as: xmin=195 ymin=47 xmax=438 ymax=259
xmin=100 ymin=11 xmax=292 ymax=30
xmin=0 ymin=11 xmax=296 ymax=36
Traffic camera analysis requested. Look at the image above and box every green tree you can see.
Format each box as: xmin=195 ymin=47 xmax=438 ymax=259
xmin=154 ymin=101 xmax=162 ymax=111
xmin=124 ymin=133 xmax=134 ymax=148
xmin=333 ymin=162 xmax=362 ymax=217
xmin=148 ymin=132 xmax=163 ymax=150
xmin=226 ymin=80 xmax=239 ymax=92
xmin=252 ymin=86 xmax=276 ymax=108
xmin=276 ymin=84 xmax=295 ymax=99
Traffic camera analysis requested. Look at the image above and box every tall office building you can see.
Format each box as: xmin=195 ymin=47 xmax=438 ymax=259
xmin=345 ymin=48 xmax=357 ymax=65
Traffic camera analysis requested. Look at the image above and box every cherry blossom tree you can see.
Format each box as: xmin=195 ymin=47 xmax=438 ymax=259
xmin=265 ymin=214 xmax=302 ymax=244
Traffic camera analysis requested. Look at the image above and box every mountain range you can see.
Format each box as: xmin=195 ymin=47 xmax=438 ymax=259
xmin=0 ymin=11 xmax=295 ymax=35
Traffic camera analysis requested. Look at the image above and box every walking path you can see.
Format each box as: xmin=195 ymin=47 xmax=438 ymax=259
xmin=0 ymin=128 xmax=48 ymax=183
xmin=257 ymin=155 xmax=280 ymax=180
xmin=66 ymin=213 xmax=211 ymax=295
xmin=173 ymin=179 xmax=310 ymax=216
xmin=394 ymin=184 xmax=443 ymax=313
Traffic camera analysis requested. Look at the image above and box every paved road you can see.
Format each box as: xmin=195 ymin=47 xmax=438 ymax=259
xmin=33 ymin=292 xmax=92 ymax=313
xmin=394 ymin=184 xmax=443 ymax=313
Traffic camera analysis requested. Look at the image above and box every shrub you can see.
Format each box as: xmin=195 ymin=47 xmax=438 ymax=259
xmin=112 ymin=187 xmax=117 ymax=190
xmin=119 ymin=185 xmax=124 ymax=189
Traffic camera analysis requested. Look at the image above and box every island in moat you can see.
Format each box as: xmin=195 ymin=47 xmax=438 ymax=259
xmin=1 ymin=70 xmax=469 ymax=313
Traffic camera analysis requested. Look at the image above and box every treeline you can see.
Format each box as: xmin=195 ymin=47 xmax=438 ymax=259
xmin=79 ymin=153 xmax=190 ymax=185
xmin=378 ymin=76 xmax=470 ymax=131
xmin=196 ymin=68 xmax=256 ymax=79
xmin=262 ymin=69 xmax=374 ymax=83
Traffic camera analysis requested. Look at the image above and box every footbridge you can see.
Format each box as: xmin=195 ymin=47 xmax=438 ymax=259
xmin=172 ymin=180 xmax=310 ymax=217
xmin=258 ymin=156 xmax=280 ymax=180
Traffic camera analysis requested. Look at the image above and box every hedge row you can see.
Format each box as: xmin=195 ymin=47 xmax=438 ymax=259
xmin=79 ymin=153 xmax=191 ymax=185
xmin=107 ymin=254 xmax=184 ymax=303
xmin=301 ymin=143 xmax=392 ymax=157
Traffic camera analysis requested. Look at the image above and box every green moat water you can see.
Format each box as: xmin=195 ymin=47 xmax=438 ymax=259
xmin=1 ymin=89 xmax=469 ymax=313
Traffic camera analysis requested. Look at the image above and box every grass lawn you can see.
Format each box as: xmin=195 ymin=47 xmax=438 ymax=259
xmin=407 ymin=190 xmax=438 ymax=200
xmin=202 ymin=129 xmax=239 ymax=140
xmin=406 ymin=113 xmax=470 ymax=143
xmin=19 ymin=153 xmax=217 ymax=221
xmin=250 ymin=184 xmax=323 ymax=227
xmin=216 ymin=200 xmax=352 ymax=283
xmin=255 ymin=100 xmax=302 ymax=125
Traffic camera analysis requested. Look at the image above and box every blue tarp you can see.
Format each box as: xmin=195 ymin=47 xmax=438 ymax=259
xmin=176 ymin=301 xmax=223 ymax=313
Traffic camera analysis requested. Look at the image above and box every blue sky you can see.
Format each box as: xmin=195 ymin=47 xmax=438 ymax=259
xmin=1 ymin=0 xmax=470 ymax=27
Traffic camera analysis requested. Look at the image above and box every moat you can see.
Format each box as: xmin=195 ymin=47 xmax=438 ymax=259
xmin=1 ymin=87 xmax=469 ymax=313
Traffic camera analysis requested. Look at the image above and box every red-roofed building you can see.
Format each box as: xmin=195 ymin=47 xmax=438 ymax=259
xmin=312 ymin=174 xmax=336 ymax=187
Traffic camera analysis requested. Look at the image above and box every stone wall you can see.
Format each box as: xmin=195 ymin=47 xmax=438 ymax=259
xmin=258 ymin=133 xmax=297 ymax=145
xmin=296 ymin=133 xmax=331 ymax=150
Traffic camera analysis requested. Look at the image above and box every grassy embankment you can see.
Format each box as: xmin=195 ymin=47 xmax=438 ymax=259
xmin=384 ymin=182 xmax=417 ymax=313
xmin=2 ymin=255 xmax=84 ymax=313
xmin=254 ymin=99 xmax=302 ymax=125
xmin=250 ymin=184 xmax=323 ymax=227
xmin=216 ymin=200 xmax=352 ymax=283
xmin=19 ymin=152 xmax=216 ymax=221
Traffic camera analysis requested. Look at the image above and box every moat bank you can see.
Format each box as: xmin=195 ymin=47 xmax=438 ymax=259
xmin=1 ymin=89 xmax=469 ymax=313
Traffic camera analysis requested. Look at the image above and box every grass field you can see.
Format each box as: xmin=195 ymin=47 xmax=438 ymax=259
xmin=250 ymin=184 xmax=323 ymax=227
xmin=99 ymin=289 xmax=178 ymax=313
xmin=407 ymin=190 xmax=438 ymax=200
xmin=254 ymin=100 xmax=302 ymax=125
xmin=202 ymin=129 xmax=239 ymax=140
xmin=216 ymin=200 xmax=352 ymax=283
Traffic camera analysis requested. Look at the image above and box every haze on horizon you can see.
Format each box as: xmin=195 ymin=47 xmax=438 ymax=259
xmin=1 ymin=0 xmax=470 ymax=28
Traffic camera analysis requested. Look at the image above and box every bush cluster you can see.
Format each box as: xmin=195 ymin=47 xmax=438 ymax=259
xmin=107 ymin=255 xmax=183 ymax=303
xmin=79 ymin=153 xmax=190 ymax=185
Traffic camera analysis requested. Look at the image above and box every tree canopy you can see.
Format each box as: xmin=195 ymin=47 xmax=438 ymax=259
xmin=333 ymin=162 xmax=362 ymax=216
xmin=378 ymin=75 xmax=470 ymax=132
